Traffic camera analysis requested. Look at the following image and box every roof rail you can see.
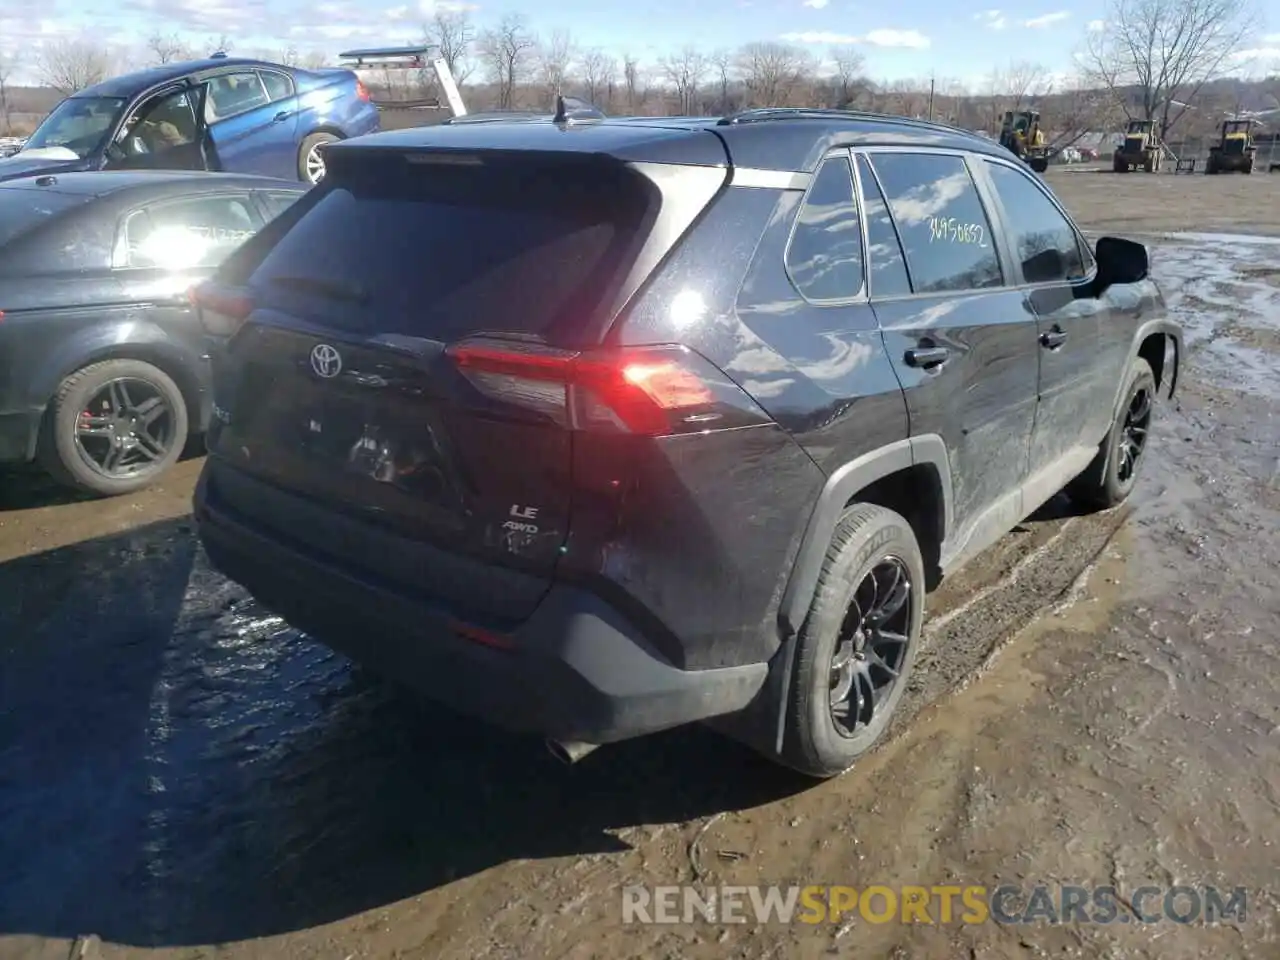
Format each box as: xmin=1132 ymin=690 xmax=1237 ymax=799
xmin=716 ymin=106 xmax=979 ymax=139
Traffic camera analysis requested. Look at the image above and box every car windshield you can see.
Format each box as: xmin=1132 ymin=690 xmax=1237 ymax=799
xmin=24 ymin=96 xmax=127 ymax=158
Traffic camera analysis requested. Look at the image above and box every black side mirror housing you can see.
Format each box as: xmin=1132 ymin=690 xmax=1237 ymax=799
xmin=1094 ymin=236 xmax=1148 ymax=294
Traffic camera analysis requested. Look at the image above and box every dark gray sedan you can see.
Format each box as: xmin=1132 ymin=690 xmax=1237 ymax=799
xmin=0 ymin=170 xmax=305 ymax=495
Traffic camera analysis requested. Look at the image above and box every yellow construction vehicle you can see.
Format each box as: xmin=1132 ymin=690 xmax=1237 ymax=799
xmin=1113 ymin=119 xmax=1163 ymax=172
xmin=1205 ymin=118 xmax=1256 ymax=174
xmin=999 ymin=109 xmax=1050 ymax=173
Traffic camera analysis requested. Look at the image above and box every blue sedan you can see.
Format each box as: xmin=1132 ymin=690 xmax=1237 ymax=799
xmin=0 ymin=53 xmax=380 ymax=185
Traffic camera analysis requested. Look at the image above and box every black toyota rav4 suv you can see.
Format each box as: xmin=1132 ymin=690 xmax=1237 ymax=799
xmin=191 ymin=108 xmax=1181 ymax=778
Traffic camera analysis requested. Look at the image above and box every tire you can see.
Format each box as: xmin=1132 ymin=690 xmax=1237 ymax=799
xmin=298 ymin=132 xmax=340 ymax=184
xmin=1113 ymin=157 xmax=1126 ymax=173
xmin=38 ymin=358 xmax=189 ymax=497
xmin=778 ymin=503 xmax=926 ymax=779
xmin=1067 ymin=357 xmax=1156 ymax=511
xmin=1143 ymin=156 xmax=1154 ymax=173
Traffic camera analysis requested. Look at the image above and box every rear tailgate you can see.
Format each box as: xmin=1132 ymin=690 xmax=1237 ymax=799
xmin=205 ymin=140 xmax=727 ymax=621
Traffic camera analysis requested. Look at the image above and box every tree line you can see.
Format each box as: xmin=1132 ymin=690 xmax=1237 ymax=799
xmin=0 ymin=0 xmax=1273 ymax=143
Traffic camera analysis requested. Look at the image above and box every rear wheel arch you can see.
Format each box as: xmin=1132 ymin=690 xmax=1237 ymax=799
xmin=778 ymin=435 xmax=953 ymax=639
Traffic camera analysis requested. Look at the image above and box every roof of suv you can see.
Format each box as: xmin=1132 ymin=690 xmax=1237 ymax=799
xmin=327 ymin=108 xmax=1013 ymax=173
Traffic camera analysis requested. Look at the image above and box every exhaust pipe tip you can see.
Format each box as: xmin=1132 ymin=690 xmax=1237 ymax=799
xmin=546 ymin=738 xmax=599 ymax=764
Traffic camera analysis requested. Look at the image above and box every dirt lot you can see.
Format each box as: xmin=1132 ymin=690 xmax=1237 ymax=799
xmin=1 ymin=168 xmax=1278 ymax=960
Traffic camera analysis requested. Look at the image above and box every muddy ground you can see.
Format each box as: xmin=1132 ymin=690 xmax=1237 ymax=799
xmin=2 ymin=170 xmax=1278 ymax=960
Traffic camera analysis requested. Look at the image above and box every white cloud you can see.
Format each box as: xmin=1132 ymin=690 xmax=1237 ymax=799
xmin=803 ymin=0 xmax=831 ymax=7
xmin=782 ymin=30 xmax=863 ymax=44
xmin=781 ymin=28 xmax=929 ymax=47
xmin=864 ymin=28 xmax=930 ymax=47
xmin=1087 ymin=18 xmax=1106 ymax=31
xmin=974 ymin=9 xmax=1008 ymax=29
xmin=1023 ymin=10 xmax=1070 ymax=27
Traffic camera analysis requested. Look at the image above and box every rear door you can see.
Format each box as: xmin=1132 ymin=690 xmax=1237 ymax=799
xmin=205 ymin=70 xmax=298 ymax=179
xmin=207 ymin=153 xmax=654 ymax=614
xmin=113 ymin=192 xmax=263 ymax=356
xmin=976 ymin=157 xmax=1112 ymax=474
xmin=863 ymin=149 xmax=1040 ymax=565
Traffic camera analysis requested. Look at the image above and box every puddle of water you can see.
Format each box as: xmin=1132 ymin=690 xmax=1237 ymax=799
xmin=1142 ymin=238 xmax=1280 ymax=401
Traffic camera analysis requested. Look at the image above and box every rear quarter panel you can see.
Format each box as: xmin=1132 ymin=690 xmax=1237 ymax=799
xmin=293 ymin=70 xmax=380 ymax=140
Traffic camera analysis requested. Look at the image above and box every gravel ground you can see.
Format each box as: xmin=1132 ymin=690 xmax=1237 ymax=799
xmin=1 ymin=167 xmax=1277 ymax=960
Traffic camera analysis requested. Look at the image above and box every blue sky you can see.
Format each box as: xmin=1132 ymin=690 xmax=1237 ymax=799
xmin=1 ymin=0 xmax=1278 ymax=86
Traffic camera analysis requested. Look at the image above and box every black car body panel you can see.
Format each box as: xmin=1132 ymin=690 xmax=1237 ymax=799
xmin=0 ymin=171 xmax=306 ymax=464
xmin=192 ymin=112 xmax=1182 ymax=751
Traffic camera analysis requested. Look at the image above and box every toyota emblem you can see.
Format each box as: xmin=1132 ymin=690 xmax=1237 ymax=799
xmin=310 ymin=343 xmax=342 ymax=379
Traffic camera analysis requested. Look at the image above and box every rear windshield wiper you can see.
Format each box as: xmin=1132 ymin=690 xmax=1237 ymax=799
xmin=268 ymin=274 xmax=369 ymax=304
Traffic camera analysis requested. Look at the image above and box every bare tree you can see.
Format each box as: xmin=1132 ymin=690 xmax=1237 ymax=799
xmin=579 ymin=48 xmax=616 ymax=107
xmin=660 ymin=46 xmax=707 ymax=114
xmin=0 ymin=51 xmax=13 ymax=135
xmin=983 ymin=59 xmax=1052 ymax=131
xmin=478 ymin=13 xmax=537 ymax=109
xmin=708 ymin=49 xmax=735 ymax=113
xmin=35 ymin=39 xmax=115 ymax=96
xmin=622 ymin=52 xmax=643 ymax=112
xmin=536 ymin=29 xmax=575 ymax=100
xmin=737 ymin=41 xmax=811 ymax=107
xmin=206 ymin=33 xmax=233 ymax=55
xmin=1083 ymin=0 xmax=1255 ymax=138
xmin=829 ymin=48 xmax=868 ymax=108
xmin=302 ymin=50 xmax=329 ymax=70
xmin=145 ymin=32 xmax=194 ymax=65
xmin=428 ymin=8 xmax=475 ymax=85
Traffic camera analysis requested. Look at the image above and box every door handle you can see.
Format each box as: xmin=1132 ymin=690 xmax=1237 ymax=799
xmin=272 ymin=110 xmax=291 ymax=122
xmin=1039 ymin=329 xmax=1068 ymax=349
xmin=904 ymin=346 xmax=950 ymax=369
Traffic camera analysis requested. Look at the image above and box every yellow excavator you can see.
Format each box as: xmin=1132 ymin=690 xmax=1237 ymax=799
xmin=1113 ymin=119 xmax=1163 ymax=172
xmin=999 ymin=109 xmax=1050 ymax=173
xmin=1205 ymin=119 xmax=1257 ymax=174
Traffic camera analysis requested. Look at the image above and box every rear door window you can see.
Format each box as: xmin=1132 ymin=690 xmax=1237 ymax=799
xmin=785 ymin=154 xmax=863 ymax=301
xmin=259 ymin=71 xmax=294 ymax=102
xmin=246 ymin=160 xmax=649 ymax=342
xmin=118 ymin=194 xmax=258 ymax=270
xmin=868 ymin=152 xmax=1003 ymax=294
xmin=207 ymin=73 xmax=271 ymax=122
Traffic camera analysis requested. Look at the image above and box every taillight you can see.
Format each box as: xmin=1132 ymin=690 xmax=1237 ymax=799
xmin=446 ymin=337 xmax=770 ymax=436
xmin=356 ymin=80 xmax=371 ymax=102
xmin=189 ymin=282 xmax=254 ymax=336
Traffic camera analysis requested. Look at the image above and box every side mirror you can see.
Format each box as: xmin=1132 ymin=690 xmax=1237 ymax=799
xmin=1094 ymin=236 xmax=1148 ymax=293
xmin=103 ymin=141 xmax=125 ymax=165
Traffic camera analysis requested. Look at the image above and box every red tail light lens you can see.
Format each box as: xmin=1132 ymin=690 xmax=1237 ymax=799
xmin=356 ymin=80 xmax=371 ymax=102
xmin=189 ymin=282 xmax=254 ymax=336
xmin=446 ymin=338 xmax=768 ymax=436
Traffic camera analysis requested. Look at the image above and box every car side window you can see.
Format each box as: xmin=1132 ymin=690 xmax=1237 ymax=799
xmin=119 ymin=195 xmax=257 ymax=270
xmin=785 ymin=154 xmax=864 ymax=301
xmin=984 ymin=161 xmax=1088 ymax=284
xmin=259 ymin=191 xmax=302 ymax=223
xmin=259 ymin=71 xmax=294 ymax=103
xmin=869 ymin=153 xmax=1003 ymax=294
xmin=855 ymin=154 xmax=912 ymax=298
xmin=206 ymin=72 xmax=270 ymax=123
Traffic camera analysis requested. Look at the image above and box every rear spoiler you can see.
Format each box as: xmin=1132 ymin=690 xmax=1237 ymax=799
xmin=338 ymin=44 xmax=467 ymax=117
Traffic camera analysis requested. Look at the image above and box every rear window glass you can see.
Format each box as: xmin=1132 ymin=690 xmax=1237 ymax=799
xmin=0 ymin=189 xmax=86 ymax=248
xmin=247 ymin=160 xmax=648 ymax=342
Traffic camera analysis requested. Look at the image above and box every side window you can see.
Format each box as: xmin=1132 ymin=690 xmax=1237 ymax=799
xmin=120 ymin=195 xmax=258 ymax=270
xmin=259 ymin=191 xmax=302 ymax=223
xmin=785 ymin=154 xmax=864 ymax=302
xmin=855 ymin=154 xmax=912 ymax=298
xmin=206 ymin=72 xmax=270 ymax=123
xmin=984 ymin=161 xmax=1088 ymax=283
xmin=124 ymin=89 xmax=199 ymax=155
xmin=259 ymin=71 xmax=294 ymax=103
xmin=869 ymin=153 xmax=1003 ymax=294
